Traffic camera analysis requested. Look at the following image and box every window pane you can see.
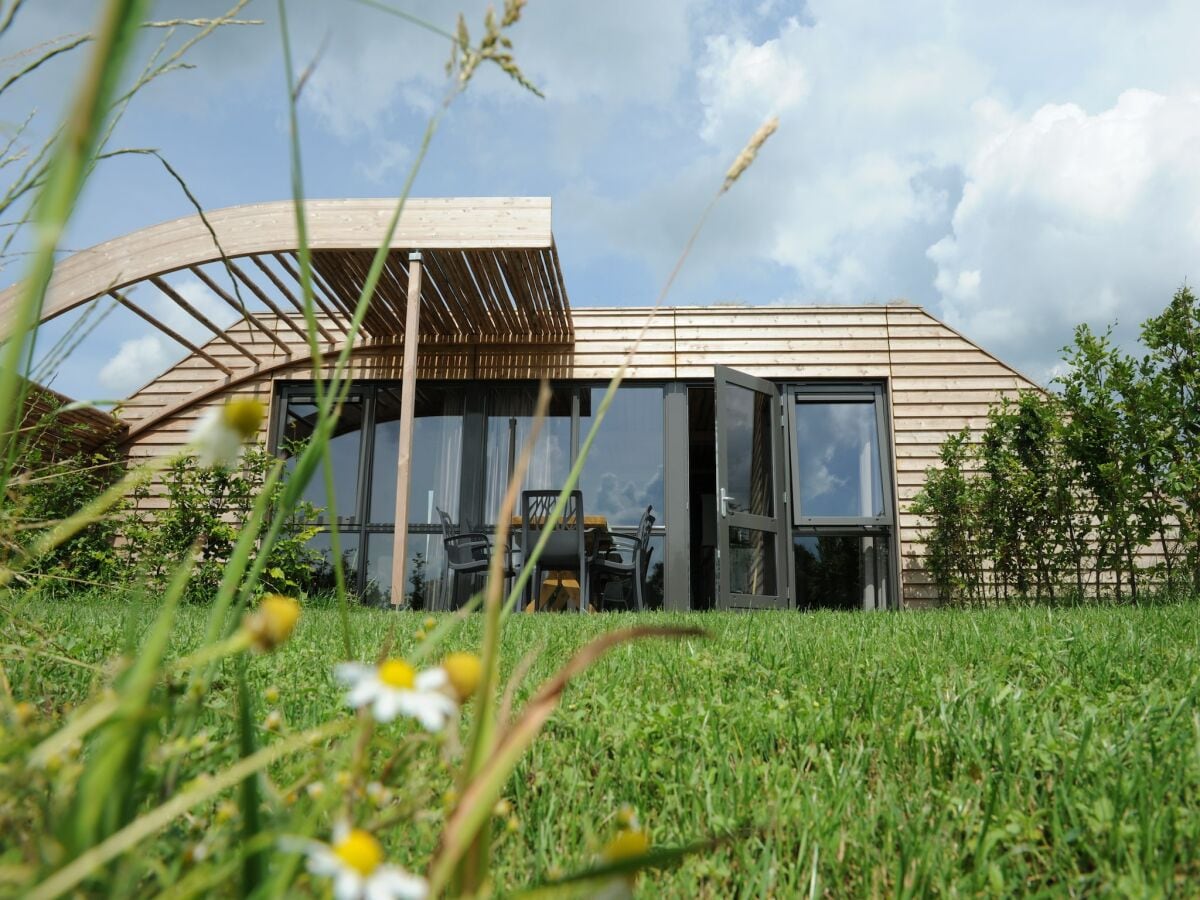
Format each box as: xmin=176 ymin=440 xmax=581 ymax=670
xmin=282 ymin=395 xmax=364 ymax=522
xmin=483 ymin=385 xmax=572 ymax=523
xmin=305 ymin=530 xmax=360 ymax=595
xmin=362 ymin=531 xmax=454 ymax=611
xmin=728 ymin=526 xmax=777 ymax=595
xmin=592 ymin=532 xmax=664 ymax=609
xmin=723 ymin=384 xmax=774 ymax=517
xmin=794 ymin=400 xmax=884 ymax=518
xmin=370 ymin=386 xmax=464 ymax=525
xmin=793 ymin=534 xmax=888 ymax=610
xmin=578 ymin=386 xmax=664 ymax=527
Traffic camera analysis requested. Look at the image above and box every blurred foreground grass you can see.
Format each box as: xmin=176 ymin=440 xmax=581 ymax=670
xmin=6 ymin=597 xmax=1200 ymax=896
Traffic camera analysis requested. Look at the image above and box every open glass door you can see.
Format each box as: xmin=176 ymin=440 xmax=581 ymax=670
xmin=714 ymin=366 xmax=790 ymax=609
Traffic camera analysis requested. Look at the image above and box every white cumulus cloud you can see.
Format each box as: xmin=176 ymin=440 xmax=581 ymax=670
xmin=929 ymin=89 xmax=1200 ymax=379
xmin=99 ymin=334 xmax=172 ymax=396
xmin=96 ymin=277 xmax=235 ymax=398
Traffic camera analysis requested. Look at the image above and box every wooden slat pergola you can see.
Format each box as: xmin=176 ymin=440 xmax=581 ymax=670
xmin=0 ymin=197 xmax=573 ymax=605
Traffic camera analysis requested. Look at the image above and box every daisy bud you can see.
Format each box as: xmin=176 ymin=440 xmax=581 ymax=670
xmin=423 ymin=617 xmax=436 ymax=630
xmin=223 ymin=397 xmax=265 ymax=440
xmin=441 ymin=652 xmax=482 ymax=703
xmin=245 ymin=595 xmax=301 ymax=652
xmin=603 ymin=828 xmax=651 ymax=862
xmin=264 ymin=685 xmax=280 ymax=704
xmin=215 ymin=801 xmax=238 ymax=824
xmin=13 ymin=701 xmax=36 ymax=726
xmin=264 ymin=710 xmax=284 ymax=732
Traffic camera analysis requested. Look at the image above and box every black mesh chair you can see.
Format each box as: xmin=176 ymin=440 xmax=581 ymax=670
xmin=590 ymin=505 xmax=655 ymax=611
xmin=520 ymin=490 xmax=589 ymax=612
xmin=437 ymin=507 xmax=503 ymax=606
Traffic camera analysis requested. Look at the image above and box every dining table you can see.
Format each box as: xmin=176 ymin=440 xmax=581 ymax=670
xmin=508 ymin=514 xmax=610 ymax=611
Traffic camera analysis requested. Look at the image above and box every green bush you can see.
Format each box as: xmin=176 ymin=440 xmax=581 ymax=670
xmin=124 ymin=443 xmax=325 ymax=602
xmin=4 ymin=443 xmax=126 ymax=597
xmin=915 ymin=286 xmax=1200 ymax=603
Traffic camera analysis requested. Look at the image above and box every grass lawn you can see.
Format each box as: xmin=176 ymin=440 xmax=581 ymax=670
xmin=6 ymin=598 xmax=1200 ymax=896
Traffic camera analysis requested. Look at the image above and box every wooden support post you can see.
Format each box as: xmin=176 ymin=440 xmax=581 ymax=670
xmin=391 ymin=251 xmax=423 ymax=607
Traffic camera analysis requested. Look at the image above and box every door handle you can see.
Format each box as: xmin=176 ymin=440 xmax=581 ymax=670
xmin=719 ymin=487 xmax=735 ymax=518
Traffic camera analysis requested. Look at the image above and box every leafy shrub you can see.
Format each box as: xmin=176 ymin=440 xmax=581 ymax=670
xmin=4 ymin=443 xmax=126 ymax=597
xmin=125 ymin=443 xmax=325 ymax=602
xmin=915 ymin=286 xmax=1200 ymax=603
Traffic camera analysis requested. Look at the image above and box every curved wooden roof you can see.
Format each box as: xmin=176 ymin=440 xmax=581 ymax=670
xmin=0 ymin=197 xmax=572 ymax=417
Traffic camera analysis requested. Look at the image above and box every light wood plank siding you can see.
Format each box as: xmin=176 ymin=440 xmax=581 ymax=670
xmin=119 ymin=303 xmax=1040 ymax=607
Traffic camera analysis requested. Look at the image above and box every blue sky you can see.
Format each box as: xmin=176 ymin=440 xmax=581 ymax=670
xmin=4 ymin=0 xmax=1200 ymax=399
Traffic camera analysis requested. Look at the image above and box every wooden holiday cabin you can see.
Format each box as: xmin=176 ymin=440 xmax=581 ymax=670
xmin=0 ymin=198 xmax=1040 ymax=610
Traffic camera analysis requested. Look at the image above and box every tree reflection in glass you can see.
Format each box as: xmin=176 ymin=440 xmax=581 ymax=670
xmin=281 ymin=395 xmax=364 ymax=523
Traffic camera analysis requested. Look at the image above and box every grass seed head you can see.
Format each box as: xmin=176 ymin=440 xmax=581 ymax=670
xmin=722 ymin=116 xmax=779 ymax=193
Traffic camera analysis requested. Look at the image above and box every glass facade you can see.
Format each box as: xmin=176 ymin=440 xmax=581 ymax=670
xmin=722 ymin=383 xmax=775 ymax=517
xmin=482 ymin=385 xmax=573 ymax=524
xmin=281 ymin=393 xmax=364 ymax=523
xmin=370 ymin=385 xmax=464 ymax=525
xmin=274 ymin=377 xmax=893 ymax=611
xmin=275 ymin=382 xmax=667 ymax=609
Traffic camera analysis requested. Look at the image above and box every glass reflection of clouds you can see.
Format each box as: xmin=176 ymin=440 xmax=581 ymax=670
xmin=579 ymin=386 xmax=664 ymax=527
xmin=795 ymin=401 xmax=883 ymax=518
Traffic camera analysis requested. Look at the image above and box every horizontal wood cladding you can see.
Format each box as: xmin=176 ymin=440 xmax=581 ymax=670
xmin=885 ymin=305 xmax=1037 ymax=606
xmin=117 ymin=302 xmax=1039 ymax=609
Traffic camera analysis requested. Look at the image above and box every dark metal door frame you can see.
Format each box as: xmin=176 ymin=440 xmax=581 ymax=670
xmin=713 ymin=365 xmax=791 ymax=609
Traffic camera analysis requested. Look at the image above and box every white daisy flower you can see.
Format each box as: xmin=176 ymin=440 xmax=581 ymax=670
xmin=300 ymin=823 xmax=428 ymax=900
xmin=189 ymin=397 xmax=264 ymax=468
xmin=334 ymin=658 xmax=458 ymax=731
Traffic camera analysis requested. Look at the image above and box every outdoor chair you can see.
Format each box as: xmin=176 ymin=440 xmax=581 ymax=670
xmin=437 ymin=507 xmax=508 ymax=608
xmin=590 ymin=505 xmax=655 ymax=611
xmin=519 ymin=490 xmax=589 ymax=612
